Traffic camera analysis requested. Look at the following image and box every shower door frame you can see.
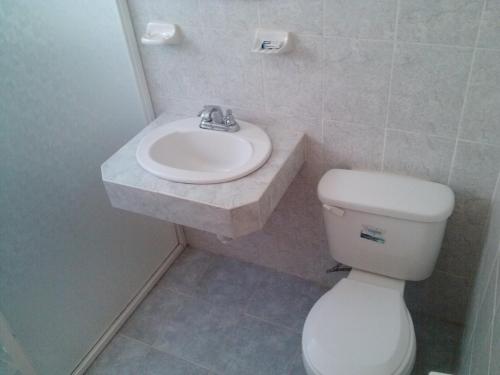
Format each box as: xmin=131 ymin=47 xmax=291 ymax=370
xmin=71 ymin=1 xmax=187 ymax=373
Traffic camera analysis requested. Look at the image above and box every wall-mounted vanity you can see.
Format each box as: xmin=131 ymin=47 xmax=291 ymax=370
xmin=101 ymin=111 xmax=305 ymax=239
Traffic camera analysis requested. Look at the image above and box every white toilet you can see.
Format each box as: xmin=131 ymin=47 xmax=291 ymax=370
xmin=302 ymin=169 xmax=455 ymax=375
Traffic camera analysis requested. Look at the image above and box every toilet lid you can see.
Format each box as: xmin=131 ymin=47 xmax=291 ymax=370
xmin=302 ymin=278 xmax=411 ymax=375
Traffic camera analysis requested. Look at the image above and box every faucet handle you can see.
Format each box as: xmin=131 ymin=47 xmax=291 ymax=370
xmin=224 ymin=108 xmax=238 ymax=127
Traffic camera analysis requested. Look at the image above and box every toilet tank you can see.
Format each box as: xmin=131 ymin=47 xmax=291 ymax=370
xmin=318 ymin=170 xmax=455 ymax=281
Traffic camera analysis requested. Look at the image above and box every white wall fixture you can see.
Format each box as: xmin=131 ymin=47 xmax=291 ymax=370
xmin=141 ymin=22 xmax=180 ymax=45
xmin=251 ymin=28 xmax=292 ymax=54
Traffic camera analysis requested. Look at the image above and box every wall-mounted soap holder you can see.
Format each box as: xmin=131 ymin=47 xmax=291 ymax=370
xmin=251 ymin=29 xmax=292 ymax=54
xmin=141 ymin=22 xmax=180 ymax=45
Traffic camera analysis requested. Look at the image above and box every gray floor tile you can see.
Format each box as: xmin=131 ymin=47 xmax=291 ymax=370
xmin=245 ymin=271 xmax=328 ymax=332
xmin=153 ymin=295 xmax=242 ymax=372
xmin=158 ymin=247 xmax=215 ymax=295
xmin=288 ymin=354 xmax=307 ymax=375
xmin=86 ymin=334 xmax=149 ymax=374
xmin=144 ymin=349 xmax=210 ymax=375
xmin=196 ymin=255 xmax=271 ymax=308
xmin=412 ymin=313 xmax=463 ymax=374
xmin=91 ymin=249 xmax=463 ymax=375
xmin=86 ymin=334 xmax=208 ymax=375
xmin=120 ymin=288 xmax=188 ymax=345
xmin=222 ymin=316 xmax=301 ymax=375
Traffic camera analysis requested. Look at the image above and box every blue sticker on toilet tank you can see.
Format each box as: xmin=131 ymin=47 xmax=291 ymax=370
xmin=360 ymin=226 xmax=385 ymax=244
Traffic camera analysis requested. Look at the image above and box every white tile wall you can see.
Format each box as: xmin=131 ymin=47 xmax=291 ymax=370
xmin=259 ymin=0 xmax=323 ymax=35
xmin=324 ymin=38 xmax=393 ymax=125
xmin=324 ymin=0 xmax=397 ymax=40
xmin=460 ymin=49 xmax=500 ymax=145
xmin=478 ymin=0 xmax=500 ymax=49
xmin=262 ymin=34 xmax=324 ymax=117
xmin=388 ymin=43 xmax=472 ymax=138
xmin=383 ymin=130 xmax=455 ymax=183
xmin=127 ymin=0 xmax=500 ymax=323
xmin=323 ymin=120 xmax=384 ymax=170
xmin=397 ymin=0 xmax=484 ymax=46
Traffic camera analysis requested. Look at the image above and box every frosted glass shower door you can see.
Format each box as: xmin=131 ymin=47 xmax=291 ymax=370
xmin=0 ymin=1 xmax=178 ymax=374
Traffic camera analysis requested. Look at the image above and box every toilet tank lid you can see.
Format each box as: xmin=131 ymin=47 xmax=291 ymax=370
xmin=318 ymin=169 xmax=455 ymax=222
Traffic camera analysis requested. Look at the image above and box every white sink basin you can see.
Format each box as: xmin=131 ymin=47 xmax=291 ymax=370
xmin=136 ymin=117 xmax=272 ymax=184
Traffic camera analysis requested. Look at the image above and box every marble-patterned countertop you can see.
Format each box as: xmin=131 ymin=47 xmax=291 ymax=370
xmin=101 ymin=112 xmax=305 ymax=238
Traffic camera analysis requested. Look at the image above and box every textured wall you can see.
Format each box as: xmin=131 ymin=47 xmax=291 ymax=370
xmin=127 ymin=0 xmax=500 ymax=322
xmin=457 ymin=175 xmax=500 ymax=374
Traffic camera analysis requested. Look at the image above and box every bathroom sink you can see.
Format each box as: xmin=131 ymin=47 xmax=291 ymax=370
xmin=136 ymin=117 xmax=272 ymax=184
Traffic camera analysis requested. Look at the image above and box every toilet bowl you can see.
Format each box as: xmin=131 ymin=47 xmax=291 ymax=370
xmin=302 ymin=169 xmax=454 ymax=375
xmin=302 ymin=270 xmax=416 ymax=375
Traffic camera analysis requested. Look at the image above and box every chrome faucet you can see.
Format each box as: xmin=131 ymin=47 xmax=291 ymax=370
xmin=198 ymin=105 xmax=240 ymax=132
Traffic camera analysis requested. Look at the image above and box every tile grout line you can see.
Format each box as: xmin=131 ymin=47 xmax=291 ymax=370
xmin=157 ymin=100 xmax=500 ymax=148
xmin=320 ymin=1 xmax=327 ymax=171
xmin=117 ymin=332 xmax=216 ymax=373
xmin=238 ymin=310 xmax=304 ymax=374
xmin=241 ymin=273 xmax=268 ymax=314
xmin=191 ymin=16 xmax=499 ymax=53
xmin=242 ymin=311 xmax=303 ymax=335
xmin=320 ymin=34 xmax=500 ymax=51
xmin=190 ymin=24 xmax=500 ymax=52
xmin=380 ymin=0 xmax=401 ymax=171
xmin=256 ymin=0 xmax=268 ymax=118
xmin=446 ymin=0 xmax=488 ymax=186
xmin=380 ymin=128 xmax=389 ymax=171
xmin=453 ymin=138 xmax=500 ymax=148
xmin=152 ymin=253 xmax=305 ymax=372
xmin=120 ymin=291 xmax=242 ymax=375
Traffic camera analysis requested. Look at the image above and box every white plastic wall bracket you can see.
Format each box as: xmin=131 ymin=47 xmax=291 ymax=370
xmin=141 ymin=22 xmax=180 ymax=45
xmin=251 ymin=28 xmax=292 ymax=54
xmin=323 ymin=204 xmax=345 ymax=217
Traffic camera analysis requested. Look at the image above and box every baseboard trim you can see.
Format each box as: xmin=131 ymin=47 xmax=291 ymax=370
xmin=71 ymin=242 xmax=186 ymax=375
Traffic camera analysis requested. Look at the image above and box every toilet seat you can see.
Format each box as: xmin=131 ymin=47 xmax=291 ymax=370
xmin=302 ymin=278 xmax=416 ymax=375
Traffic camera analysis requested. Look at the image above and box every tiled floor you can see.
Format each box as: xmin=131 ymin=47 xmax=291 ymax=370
xmin=87 ymin=247 xmax=463 ymax=375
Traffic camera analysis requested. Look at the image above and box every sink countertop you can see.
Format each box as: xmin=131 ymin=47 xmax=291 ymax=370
xmin=101 ymin=112 xmax=305 ymax=238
